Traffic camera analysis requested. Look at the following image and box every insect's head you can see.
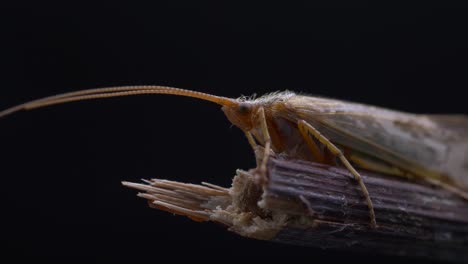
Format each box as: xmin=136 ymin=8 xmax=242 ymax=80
xmin=221 ymin=101 xmax=258 ymax=132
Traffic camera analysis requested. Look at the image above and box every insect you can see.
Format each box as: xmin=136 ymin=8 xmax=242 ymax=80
xmin=1 ymin=85 xmax=468 ymax=228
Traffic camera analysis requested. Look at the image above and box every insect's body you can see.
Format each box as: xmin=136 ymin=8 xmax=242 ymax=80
xmin=231 ymin=93 xmax=468 ymax=191
xmin=2 ymin=85 xmax=468 ymax=228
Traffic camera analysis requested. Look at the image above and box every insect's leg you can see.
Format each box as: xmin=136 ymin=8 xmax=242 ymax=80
xmin=348 ymin=152 xmax=411 ymax=179
xmin=352 ymin=152 xmax=468 ymax=201
xmin=256 ymin=107 xmax=271 ymax=180
xmin=244 ymin=131 xmax=258 ymax=150
xmin=298 ymin=122 xmax=326 ymax=164
xmin=244 ymin=131 xmax=265 ymax=166
xmin=297 ymin=120 xmax=377 ymax=228
xmin=424 ymin=178 xmax=468 ymax=200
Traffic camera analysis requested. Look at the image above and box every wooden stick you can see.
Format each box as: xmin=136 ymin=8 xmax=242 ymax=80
xmin=122 ymin=157 xmax=468 ymax=263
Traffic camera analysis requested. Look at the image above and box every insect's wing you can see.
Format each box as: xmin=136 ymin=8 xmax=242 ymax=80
xmin=320 ymin=113 xmax=468 ymax=188
xmin=288 ymin=97 xmax=468 ymax=188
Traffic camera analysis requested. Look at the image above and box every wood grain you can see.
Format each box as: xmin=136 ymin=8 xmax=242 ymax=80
xmin=123 ymin=157 xmax=468 ymax=263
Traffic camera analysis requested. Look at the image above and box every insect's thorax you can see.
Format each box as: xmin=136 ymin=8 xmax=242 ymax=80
xmin=250 ymin=103 xmax=315 ymax=162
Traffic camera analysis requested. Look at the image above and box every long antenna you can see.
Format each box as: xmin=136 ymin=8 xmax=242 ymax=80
xmin=0 ymin=86 xmax=238 ymax=119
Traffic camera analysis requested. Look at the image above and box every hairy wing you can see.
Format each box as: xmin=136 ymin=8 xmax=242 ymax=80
xmin=284 ymin=96 xmax=468 ymax=188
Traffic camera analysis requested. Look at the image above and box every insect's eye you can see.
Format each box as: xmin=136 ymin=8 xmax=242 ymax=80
xmin=238 ymin=103 xmax=250 ymax=114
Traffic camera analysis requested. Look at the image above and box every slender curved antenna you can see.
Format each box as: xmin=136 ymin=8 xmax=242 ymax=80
xmin=0 ymin=86 xmax=238 ymax=118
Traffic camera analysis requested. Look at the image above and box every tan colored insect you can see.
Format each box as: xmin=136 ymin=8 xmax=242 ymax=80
xmin=2 ymin=85 xmax=468 ymax=228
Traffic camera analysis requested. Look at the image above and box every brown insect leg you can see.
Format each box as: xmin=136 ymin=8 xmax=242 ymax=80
xmin=256 ymin=107 xmax=272 ymax=182
xmin=424 ymin=178 xmax=468 ymax=200
xmin=350 ymin=152 xmax=468 ymax=201
xmin=348 ymin=152 xmax=411 ymax=178
xmin=351 ymin=152 xmax=468 ymax=201
xmin=244 ymin=131 xmax=258 ymax=150
xmin=244 ymin=131 xmax=264 ymax=167
xmin=297 ymin=120 xmax=377 ymax=229
xmin=298 ymin=121 xmax=326 ymax=164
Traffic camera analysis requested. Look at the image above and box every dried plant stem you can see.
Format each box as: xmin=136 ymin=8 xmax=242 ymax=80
xmin=123 ymin=157 xmax=468 ymax=263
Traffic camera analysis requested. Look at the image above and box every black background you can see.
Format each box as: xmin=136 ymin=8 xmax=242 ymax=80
xmin=1 ymin=3 xmax=467 ymax=263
